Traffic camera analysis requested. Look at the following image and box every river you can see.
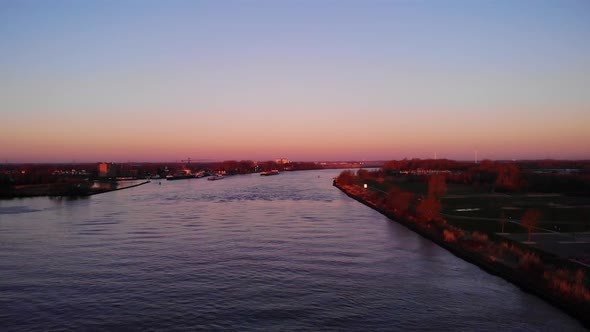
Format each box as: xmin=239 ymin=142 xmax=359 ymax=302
xmin=0 ymin=169 xmax=586 ymax=331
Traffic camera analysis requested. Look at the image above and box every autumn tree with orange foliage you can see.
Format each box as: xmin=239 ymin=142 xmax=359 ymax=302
xmin=416 ymin=175 xmax=447 ymax=222
xmin=495 ymin=163 xmax=525 ymax=191
xmin=522 ymin=209 xmax=541 ymax=242
xmin=416 ymin=197 xmax=442 ymax=222
xmin=385 ymin=187 xmax=415 ymax=216
xmin=428 ymin=175 xmax=447 ymax=199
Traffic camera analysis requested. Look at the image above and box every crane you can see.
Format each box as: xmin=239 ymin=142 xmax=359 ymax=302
xmin=180 ymin=157 xmax=193 ymax=166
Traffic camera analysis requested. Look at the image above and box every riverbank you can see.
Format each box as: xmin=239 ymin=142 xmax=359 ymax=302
xmin=87 ymin=181 xmax=151 ymax=196
xmin=0 ymin=180 xmax=150 ymax=198
xmin=334 ymin=181 xmax=590 ymax=328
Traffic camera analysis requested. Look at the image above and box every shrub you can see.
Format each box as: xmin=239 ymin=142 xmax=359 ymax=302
xmin=443 ymin=229 xmax=457 ymax=242
xmin=518 ymin=252 xmax=542 ymax=270
xmin=471 ymin=232 xmax=489 ymax=243
xmin=544 ymin=269 xmax=590 ymax=302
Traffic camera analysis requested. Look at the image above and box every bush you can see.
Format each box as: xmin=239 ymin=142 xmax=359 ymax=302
xmin=519 ymin=252 xmax=542 ymax=270
xmin=443 ymin=229 xmax=458 ymax=242
xmin=471 ymin=232 xmax=489 ymax=243
xmin=544 ymin=269 xmax=590 ymax=302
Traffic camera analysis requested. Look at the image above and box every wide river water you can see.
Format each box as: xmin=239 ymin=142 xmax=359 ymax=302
xmin=0 ymin=169 xmax=586 ymax=331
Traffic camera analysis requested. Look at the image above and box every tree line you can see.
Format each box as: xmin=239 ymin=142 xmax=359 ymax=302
xmin=382 ymin=158 xmax=590 ymax=195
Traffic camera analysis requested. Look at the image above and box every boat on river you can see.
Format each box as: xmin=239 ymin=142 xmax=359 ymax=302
xmin=207 ymin=174 xmax=225 ymax=181
xmin=260 ymin=170 xmax=280 ymax=176
xmin=166 ymin=169 xmax=196 ymax=180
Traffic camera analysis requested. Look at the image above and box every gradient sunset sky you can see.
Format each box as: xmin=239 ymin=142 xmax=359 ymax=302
xmin=1 ymin=0 xmax=589 ymax=163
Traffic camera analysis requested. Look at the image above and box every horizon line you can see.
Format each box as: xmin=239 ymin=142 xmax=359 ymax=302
xmin=2 ymin=158 xmax=590 ymax=165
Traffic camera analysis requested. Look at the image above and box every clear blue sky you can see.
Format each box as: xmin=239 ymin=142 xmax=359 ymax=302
xmin=1 ymin=0 xmax=589 ymax=162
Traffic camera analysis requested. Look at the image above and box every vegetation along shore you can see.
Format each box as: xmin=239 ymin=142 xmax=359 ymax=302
xmin=334 ymin=159 xmax=590 ymax=328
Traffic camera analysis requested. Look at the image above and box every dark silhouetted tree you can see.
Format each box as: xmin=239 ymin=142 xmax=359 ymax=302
xmin=336 ymin=170 xmax=356 ymax=186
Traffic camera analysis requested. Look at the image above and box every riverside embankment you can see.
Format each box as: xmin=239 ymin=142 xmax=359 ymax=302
xmin=0 ymin=180 xmax=150 ymax=198
xmin=334 ymin=180 xmax=590 ymax=328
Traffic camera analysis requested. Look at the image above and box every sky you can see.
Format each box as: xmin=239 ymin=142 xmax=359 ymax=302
xmin=1 ymin=0 xmax=589 ymax=163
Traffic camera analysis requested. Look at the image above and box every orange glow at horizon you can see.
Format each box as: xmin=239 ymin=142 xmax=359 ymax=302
xmin=3 ymin=113 xmax=588 ymax=163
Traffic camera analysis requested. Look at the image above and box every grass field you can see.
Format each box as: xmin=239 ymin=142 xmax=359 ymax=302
xmin=356 ymin=176 xmax=590 ymax=263
xmin=442 ymin=186 xmax=590 ymax=233
xmin=364 ymin=178 xmax=590 ymax=233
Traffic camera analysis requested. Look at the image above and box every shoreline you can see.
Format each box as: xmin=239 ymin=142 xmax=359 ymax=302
xmin=0 ymin=180 xmax=150 ymax=199
xmin=86 ymin=180 xmax=151 ymax=196
xmin=334 ymin=181 xmax=590 ymax=328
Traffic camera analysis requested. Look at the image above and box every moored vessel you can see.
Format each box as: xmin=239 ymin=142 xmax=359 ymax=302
xmin=207 ymin=174 xmax=225 ymax=181
xmin=166 ymin=169 xmax=196 ymax=180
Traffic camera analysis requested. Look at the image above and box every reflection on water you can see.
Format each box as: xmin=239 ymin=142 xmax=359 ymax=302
xmin=49 ymin=195 xmax=91 ymax=202
xmin=91 ymin=181 xmax=119 ymax=190
xmin=0 ymin=170 xmax=585 ymax=331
